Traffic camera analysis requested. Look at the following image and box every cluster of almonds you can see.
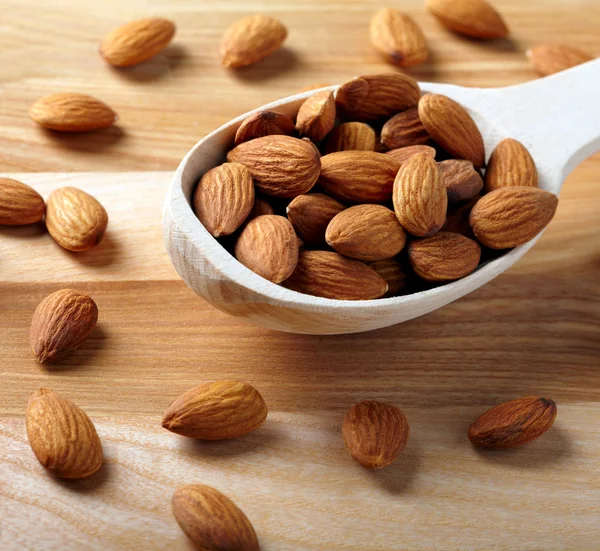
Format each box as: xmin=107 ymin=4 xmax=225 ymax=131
xmin=193 ymin=72 xmax=558 ymax=300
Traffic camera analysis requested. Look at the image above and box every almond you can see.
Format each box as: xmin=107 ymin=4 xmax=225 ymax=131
xmin=326 ymin=204 xmax=407 ymax=261
xmin=369 ymin=8 xmax=428 ymax=67
xmin=324 ymin=122 xmax=376 ymax=153
xmin=528 ymin=44 xmax=594 ymax=76
xmin=368 ymin=258 xmax=409 ymax=297
xmin=439 ymin=159 xmax=483 ymax=203
xmin=393 ymin=152 xmax=447 ymax=237
xmin=484 ymin=138 xmax=538 ymax=192
xmin=286 ymin=193 xmax=346 ymax=246
xmin=380 ymin=107 xmax=430 ymax=150
xmin=193 ymin=162 xmax=254 ymax=237
xmin=100 ymin=17 xmax=175 ymax=67
xmin=162 ymin=380 xmax=267 ymax=440
xmin=227 ymin=135 xmax=320 ymax=198
xmin=0 ymin=178 xmax=45 ymax=226
xmin=29 ymin=93 xmax=117 ymax=133
xmin=234 ymin=110 xmax=295 ymax=146
xmin=283 ymin=250 xmax=388 ymax=300
xmin=220 ymin=15 xmax=287 ymax=68
xmin=336 ymin=73 xmax=421 ymax=122
xmin=235 ymin=215 xmax=298 ymax=283
xmin=409 ymin=232 xmax=481 ymax=282
xmin=29 ymin=289 xmax=98 ymax=363
xmin=386 ymin=144 xmax=436 ymax=165
xmin=418 ymin=94 xmax=485 ymax=169
xmin=295 ymin=90 xmax=336 ymax=143
xmin=318 ymin=151 xmax=400 ymax=203
xmin=46 ymin=187 xmax=108 ymax=251
xmin=468 ymin=397 xmax=557 ymax=448
xmin=172 ymin=484 xmax=259 ymax=551
xmin=469 ymin=187 xmax=558 ymax=249
xmin=342 ymin=400 xmax=410 ymax=469
xmin=426 ymin=0 xmax=508 ymax=39
xmin=26 ymin=388 xmax=103 ymax=479
xmin=246 ymin=197 xmax=275 ymax=222
xmin=444 ymin=196 xmax=479 ymax=237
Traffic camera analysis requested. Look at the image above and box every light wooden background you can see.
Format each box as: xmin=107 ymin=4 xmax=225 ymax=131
xmin=1 ymin=1 xmax=600 ymax=550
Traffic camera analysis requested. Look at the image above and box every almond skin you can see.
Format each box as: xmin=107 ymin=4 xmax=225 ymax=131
xmin=318 ymin=151 xmax=400 ymax=203
xmin=235 ymin=215 xmax=298 ymax=283
xmin=368 ymin=258 xmax=409 ymax=297
xmin=220 ymin=15 xmax=287 ymax=68
xmin=286 ymin=193 xmax=346 ymax=246
xmin=295 ymin=90 xmax=336 ymax=143
xmin=29 ymin=93 xmax=117 ymax=132
xmin=528 ymin=44 xmax=594 ymax=76
xmin=393 ymin=152 xmax=447 ymax=237
xmin=29 ymin=289 xmax=98 ymax=363
xmin=162 ymin=380 xmax=267 ymax=440
xmin=0 ymin=178 xmax=45 ymax=226
xmin=326 ymin=204 xmax=407 ymax=261
xmin=419 ymin=94 xmax=485 ymax=169
xmin=234 ymin=110 xmax=295 ymax=145
xmin=409 ymin=232 xmax=481 ymax=282
xmin=100 ymin=17 xmax=176 ymax=67
xmin=369 ymin=8 xmax=428 ymax=67
xmin=468 ymin=397 xmax=557 ymax=448
xmin=26 ymin=388 xmax=103 ymax=479
xmin=381 ymin=107 xmax=430 ymax=150
xmin=426 ymin=0 xmax=508 ymax=39
xmin=227 ymin=135 xmax=320 ymax=198
xmin=444 ymin=196 xmax=479 ymax=237
xmin=336 ymin=73 xmax=421 ymax=122
xmin=283 ymin=250 xmax=388 ymax=300
xmin=439 ymin=159 xmax=483 ymax=203
xmin=469 ymin=187 xmax=558 ymax=249
xmin=246 ymin=197 xmax=275 ymax=222
xmin=484 ymin=138 xmax=538 ymax=192
xmin=172 ymin=484 xmax=259 ymax=551
xmin=46 ymin=187 xmax=108 ymax=252
xmin=342 ymin=400 xmax=410 ymax=469
xmin=386 ymin=144 xmax=436 ymax=165
xmin=193 ymin=162 xmax=255 ymax=237
xmin=324 ymin=122 xmax=376 ymax=153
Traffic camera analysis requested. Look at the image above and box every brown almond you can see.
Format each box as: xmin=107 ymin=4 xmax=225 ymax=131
xmin=326 ymin=205 xmax=407 ymax=261
xmin=324 ymin=122 xmax=376 ymax=153
xmin=100 ymin=17 xmax=176 ymax=67
xmin=0 ymin=178 xmax=45 ymax=226
xmin=469 ymin=187 xmax=558 ymax=249
xmin=439 ymin=159 xmax=483 ymax=203
xmin=318 ymin=151 xmax=400 ymax=203
xmin=444 ymin=196 xmax=479 ymax=237
xmin=29 ymin=93 xmax=117 ymax=133
xmin=468 ymin=397 xmax=557 ymax=448
xmin=528 ymin=44 xmax=594 ymax=76
xmin=235 ymin=215 xmax=298 ymax=283
xmin=26 ymin=388 xmax=103 ymax=478
xmin=419 ymin=94 xmax=485 ymax=169
xmin=336 ymin=73 xmax=421 ymax=122
xmin=386 ymin=144 xmax=436 ymax=165
xmin=393 ymin=152 xmax=447 ymax=237
xmin=368 ymin=258 xmax=409 ymax=297
xmin=283 ymin=250 xmax=388 ymax=300
xmin=286 ymin=193 xmax=346 ymax=246
xmin=342 ymin=400 xmax=410 ymax=469
xmin=295 ymin=90 xmax=336 ymax=143
xmin=426 ymin=0 xmax=508 ymax=39
xmin=162 ymin=380 xmax=267 ymax=440
xmin=46 ymin=187 xmax=108 ymax=251
xmin=172 ymin=484 xmax=259 ymax=551
xmin=246 ymin=197 xmax=275 ymax=222
xmin=193 ymin=162 xmax=255 ymax=237
xmin=380 ymin=107 xmax=430 ymax=150
xmin=227 ymin=135 xmax=320 ymax=198
xmin=220 ymin=15 xmax=287 ymax=68
xmin=369 ymin=8 xmax=429 ymax=67
xmin=485 ymin=138 xmax=538 ymax=192
xmin=234 ymin=110 xmax=295 ymax=146
xmin=409 ymin=232 xmax=481 ymax=282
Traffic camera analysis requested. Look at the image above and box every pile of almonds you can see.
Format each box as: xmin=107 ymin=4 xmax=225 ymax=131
xmin=193 ymin=72 xmax=559 ymax=301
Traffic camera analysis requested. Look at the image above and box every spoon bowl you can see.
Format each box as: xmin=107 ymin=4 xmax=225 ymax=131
xmin=163 ymin=60 xmax=600 ymax=334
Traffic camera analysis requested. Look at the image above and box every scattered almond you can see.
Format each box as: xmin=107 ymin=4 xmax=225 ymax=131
xmin=426 ymin=0 xmax=508 ymax=39
xmin=528 ymin=44 xmax=594 ymax=76
xmin=380 ymin=107 xmax=430 ymax=150
xmin=234 ymin=110 xmax=295 ymax=146
xmin=439 ymin=159 xmax=483 ymax=203
xmin=324 ymin=122 xmax=376 ymax=153
xmin=295 ymin=90 xmax=336 ymax=143
xmin=485 ymin=138 xmax=538 ymax=192
xmin=368 ymin=258 xmax=409 ymax=297
xmin=386 ymin=144 xmax=436 ymax=165
xmin=286 ymin=193 xmax=346 ymax=246
xmin=0 ymin=178 xmax=45 ymax=226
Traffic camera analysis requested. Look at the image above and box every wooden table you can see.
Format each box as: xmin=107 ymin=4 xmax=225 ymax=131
xmin=1 ymin=1 xmax=599 ymax=549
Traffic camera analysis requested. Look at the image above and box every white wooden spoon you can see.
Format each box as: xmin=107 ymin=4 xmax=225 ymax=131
xmin=163 ymin=59 xmax=600 ymax=335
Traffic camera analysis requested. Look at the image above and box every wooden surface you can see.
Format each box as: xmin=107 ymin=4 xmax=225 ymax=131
xmin=1 ymin=0 xmax=600 ymax=549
